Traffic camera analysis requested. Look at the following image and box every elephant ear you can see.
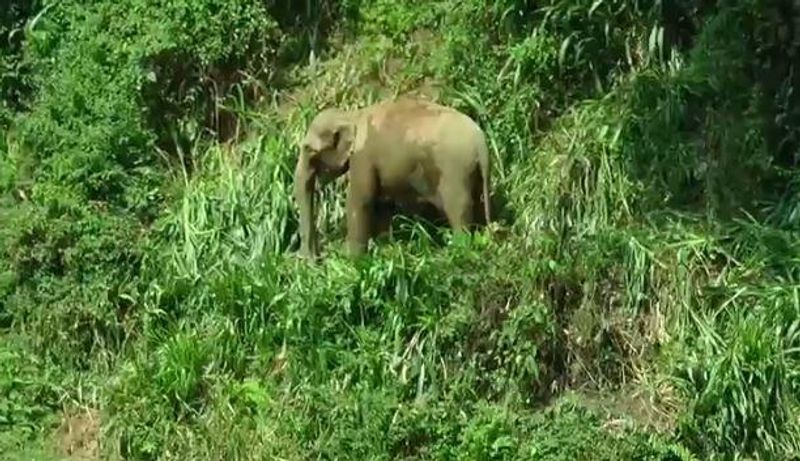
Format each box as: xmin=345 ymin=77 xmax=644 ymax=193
xmin=332 ymin=121 xmax=355 ymax=166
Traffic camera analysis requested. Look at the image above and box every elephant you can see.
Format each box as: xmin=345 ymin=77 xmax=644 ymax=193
xmin=293 ymin=97 xmax=492 ymax=259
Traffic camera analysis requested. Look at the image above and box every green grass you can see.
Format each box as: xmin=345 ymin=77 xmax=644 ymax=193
xmin=2 ymin=0 xmax=800 ymax=460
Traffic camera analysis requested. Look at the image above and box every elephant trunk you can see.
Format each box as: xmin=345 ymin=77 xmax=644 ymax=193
xmin=294 ymin=149 xmax=317 ymax=258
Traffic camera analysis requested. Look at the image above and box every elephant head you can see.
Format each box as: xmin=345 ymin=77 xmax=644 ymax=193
xmin=293 ymin=107 xmax=357 ymax=258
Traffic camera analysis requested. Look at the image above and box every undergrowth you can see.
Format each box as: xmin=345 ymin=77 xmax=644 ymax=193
xmin=2 ymin=0 xmax=800 ymax=460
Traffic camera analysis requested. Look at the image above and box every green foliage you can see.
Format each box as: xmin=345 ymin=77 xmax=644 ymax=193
xmin=1 ymin=0 xmax=313 ymax=364
xmin=662 ymin=221 xmax=800 ymax=457
xmin=17 ymin=0 xmax=281 ymax=204
xmin=358 ymin=0 xmax=441 ymax=40
xmin=0 ymin=338 xmax=62 ymax=455
xmin=0 ymin=1 xmax=39 ymax=126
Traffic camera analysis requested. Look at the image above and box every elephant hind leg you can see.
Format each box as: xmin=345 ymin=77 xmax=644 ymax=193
xmin=470 ymin=172 xmax=488 ymax=227
xmin=438 ymin=178 xmax=474 ymax=232
xmin=372 ymin=201 xmax=394 ymax=239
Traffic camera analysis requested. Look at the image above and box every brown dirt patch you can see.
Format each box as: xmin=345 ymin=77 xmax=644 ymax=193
xmin=575 ymin=383 xmax=681 ymax=435
xmin=54 ymin=408 xmax=101 ymax=461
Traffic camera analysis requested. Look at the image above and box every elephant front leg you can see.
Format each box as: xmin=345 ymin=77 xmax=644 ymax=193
xmin=345 ymin=161 xmax=377 ymax=258
xmin=346 ymin=198 xmax=372 ymax=257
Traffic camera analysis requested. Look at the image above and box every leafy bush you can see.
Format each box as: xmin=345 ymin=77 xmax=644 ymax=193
xmin=2 ymin=0 xmax=302 ymax=362
xmin=0 ymin=339 xmax=61 ymax=455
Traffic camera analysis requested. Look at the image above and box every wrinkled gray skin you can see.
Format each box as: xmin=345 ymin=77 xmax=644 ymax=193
xmin=293 ymin=97 xmax=492 ymax=259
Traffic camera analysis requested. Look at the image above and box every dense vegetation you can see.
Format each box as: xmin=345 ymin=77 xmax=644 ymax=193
xmin=1 ymin=0 xmax=799 ymax=459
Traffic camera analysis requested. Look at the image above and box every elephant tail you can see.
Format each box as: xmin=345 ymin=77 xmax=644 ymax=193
xmin=478 ymin=143 xmax=492 ymax=225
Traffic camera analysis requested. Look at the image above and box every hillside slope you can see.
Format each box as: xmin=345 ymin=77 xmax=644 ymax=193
xmin=2 ymin=1 xmax=800 ymax=460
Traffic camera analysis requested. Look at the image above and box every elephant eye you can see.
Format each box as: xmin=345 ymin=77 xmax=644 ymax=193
xmin=331 ymin=130 xmax=340 ymax=147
